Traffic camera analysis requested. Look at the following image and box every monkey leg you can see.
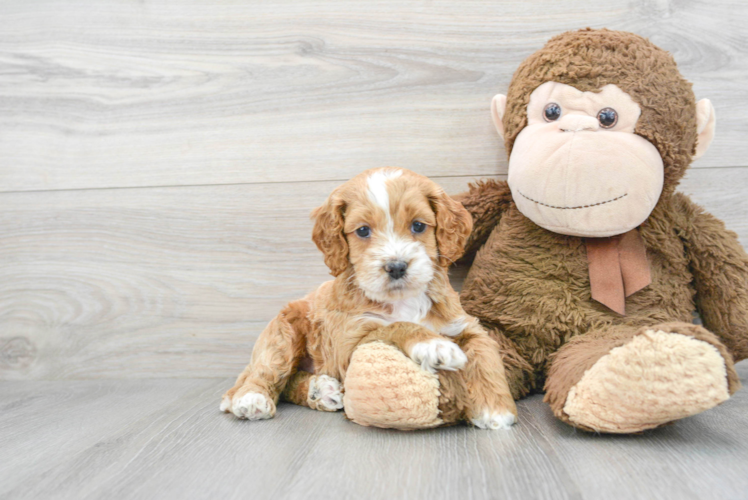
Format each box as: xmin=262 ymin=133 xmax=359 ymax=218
xmin=544 ymin=322 xmax=741 ymax=433
xmin=343 ymin=322 xmax=520 ymax=430
xmin=343 ymin=322 xmax=471 ymax=430
xmin=343 ymin=340 xmax=467 ymax=430
xmin=343 ymin=341 xmax=441 ymax=430
xmin=281 ymin=371 xmax=344 ymax=412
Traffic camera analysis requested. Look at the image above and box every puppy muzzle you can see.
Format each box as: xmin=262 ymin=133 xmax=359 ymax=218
xmin=384 ymin=260 xmax=408 ymax=280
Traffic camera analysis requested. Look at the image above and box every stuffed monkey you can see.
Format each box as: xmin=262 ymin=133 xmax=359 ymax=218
xmin=341 ymin=28 xmax=747 ymax=433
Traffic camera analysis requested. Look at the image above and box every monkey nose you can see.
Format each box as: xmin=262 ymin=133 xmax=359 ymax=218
xmin=558 ymin=114 xmax=599 ymax=132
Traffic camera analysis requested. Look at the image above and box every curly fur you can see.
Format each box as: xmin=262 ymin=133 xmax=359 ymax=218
xmin=222 ymin=168 xmax=516 ymax=425
xmin=430 ymin=188 xmax=473 ymax=267
xmin=311 ymin=193 xmax=349 ymax=277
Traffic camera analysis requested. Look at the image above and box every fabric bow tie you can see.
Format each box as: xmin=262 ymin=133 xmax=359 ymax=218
xmin=585 ymin=229 xmax=651 ymax=315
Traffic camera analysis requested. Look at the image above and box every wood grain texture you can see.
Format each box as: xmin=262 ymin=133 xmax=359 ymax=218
xmin=0 ymin=0 xmax=747 ymax=192
xmin=0 ymin=363 xmax=746 ymax=499
xmin=2 ymin=3 xmax=747 ymax=498
xmin=1 ymin=169 xmax=746 ymax=380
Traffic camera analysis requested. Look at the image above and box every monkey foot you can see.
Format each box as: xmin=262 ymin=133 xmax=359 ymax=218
xmin=343 ymin=342 xmax=444 ymax=430
xmin=563 ymin=330 xmax=731 ymax=433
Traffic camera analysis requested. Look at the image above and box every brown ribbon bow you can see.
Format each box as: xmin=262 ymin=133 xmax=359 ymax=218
xmin=585 ymin=229 xmax=651 ymax=315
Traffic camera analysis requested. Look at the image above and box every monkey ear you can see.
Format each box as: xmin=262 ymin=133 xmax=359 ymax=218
xmin=693 ymin=98 xmax=716 ymax=160
xmin=311 ymin=194 xmax=349 ymax=276
xmin=430 ymin=190 xmax=473 ymax=267
xmin=491 ymin=94 xmax=507 ymax=140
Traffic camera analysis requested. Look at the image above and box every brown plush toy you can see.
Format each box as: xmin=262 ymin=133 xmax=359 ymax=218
xmin=342 ymin=28 xmax=748 ymax=433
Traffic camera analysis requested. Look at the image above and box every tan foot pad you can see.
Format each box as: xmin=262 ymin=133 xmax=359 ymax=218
xmin=343 ymin=342 xmax=442 ymax=430
xmin=564 ymin=330 xmax=730 ymax=433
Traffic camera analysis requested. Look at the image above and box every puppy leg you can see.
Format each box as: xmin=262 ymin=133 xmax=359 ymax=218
xmin=221 ymin=304 xmax=307 ymax=420
xmin=282 ymin=371 xmax=344 ymax=412
xmin=281 ymin=371 xmax=312 ymax=407
xmin=453 ymin=324 xmax=518 ymax=430
xmin=360 ymin=322 xmax=467 ymax=373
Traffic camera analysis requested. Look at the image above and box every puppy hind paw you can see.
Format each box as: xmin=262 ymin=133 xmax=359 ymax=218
xmin=220 ymin=394 xmax=232 ymax=412
xmin=308 ymin=374 xmax=344 ymax=412
xmin=232 ymin=392 xmax=275 ymax=420
xmin=471 ymin=410 xmax=516 ymax=430
xmin=410 ymin=339 xmax=467 ymax=373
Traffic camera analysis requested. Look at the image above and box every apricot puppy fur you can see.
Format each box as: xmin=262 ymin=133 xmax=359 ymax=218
xmin=221 ymin=167 xmax=517 ymax=429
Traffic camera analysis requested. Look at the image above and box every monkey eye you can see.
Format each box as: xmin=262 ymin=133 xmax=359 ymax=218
xmin=411 ymin=221 xmax=427 ymax=234
xmin=543 ymin=103 xmax=562 ymax=122
xmin=355 ymin=226 xmax=371 ymax=238
xmin=597 ymin=107 xmax=618 ymax=128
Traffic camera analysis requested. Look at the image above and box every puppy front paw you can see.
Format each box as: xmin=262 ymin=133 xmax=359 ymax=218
xmin=471 ymin=409 xmax=516 ymax=430
xmin=232 ymin=392 xmax=276 ymax=420
xmin=308 ymin=374 xmax=344 ymax=412
xmin=409 ymin=339 xmax=467 ymax=373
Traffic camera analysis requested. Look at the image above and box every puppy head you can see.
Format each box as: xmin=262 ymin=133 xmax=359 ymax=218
xmin=311 ymin=168 xmax=472 ymax=303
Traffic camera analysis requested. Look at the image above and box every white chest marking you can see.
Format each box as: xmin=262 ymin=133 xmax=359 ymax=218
xmin=360 ymin=298 xmax=469 ymax=337
xmin=389 ymin=294 xmax=433 ymax=324
xmin=361 ymin=293 xmax=433 ymax=327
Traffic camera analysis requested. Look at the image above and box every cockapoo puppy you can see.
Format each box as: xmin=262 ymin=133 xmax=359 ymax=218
xmin=221 ymin=167 xmax=517 ymax=429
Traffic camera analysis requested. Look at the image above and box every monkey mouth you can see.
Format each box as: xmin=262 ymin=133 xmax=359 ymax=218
xmin=518 ymin=191 xmax=628 ymax=210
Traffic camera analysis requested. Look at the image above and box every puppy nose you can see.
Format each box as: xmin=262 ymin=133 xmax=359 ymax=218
xmin=558 ymin=114 xmax=599 ymax=132
xmin=384 ymin=260 xmax=408 ymax=280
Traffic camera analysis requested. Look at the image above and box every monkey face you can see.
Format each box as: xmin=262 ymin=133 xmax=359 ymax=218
xmin=498 ymin=82 xmax=665 ymax=238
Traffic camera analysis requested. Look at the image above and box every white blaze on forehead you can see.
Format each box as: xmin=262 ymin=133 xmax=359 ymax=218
xmin=356 ymin=168 xmax=434 ymax=304
xmin=366 ymin=169 xmax=403 ymax=225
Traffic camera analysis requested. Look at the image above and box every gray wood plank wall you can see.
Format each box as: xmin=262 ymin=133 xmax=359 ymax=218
xmin=1 ymin=0 xmax=747 ymax=380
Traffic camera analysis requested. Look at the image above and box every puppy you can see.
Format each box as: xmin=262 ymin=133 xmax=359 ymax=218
xmin=221 ymin=167 xmax=517 ymax=429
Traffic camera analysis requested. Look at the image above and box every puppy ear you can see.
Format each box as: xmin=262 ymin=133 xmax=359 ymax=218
xmin=430 ymin=189 xmax=473 ymax=267
xmin=311 ymin=192 xmax=349 ymax=276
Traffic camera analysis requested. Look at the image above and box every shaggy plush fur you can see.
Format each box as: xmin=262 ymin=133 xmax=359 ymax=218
xmin=459 ymin=184 xmax=746 ymax=400
xmin=342 ymin=29 xmax=747 ymax=434
xmin=455 ymin=30 xmax=748 ymax=432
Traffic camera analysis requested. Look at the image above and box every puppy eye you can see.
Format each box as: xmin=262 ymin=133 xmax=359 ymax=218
xmin=355 ymin=226 xmax=371 ymax=238
xmin=411 ymin=221 xmax=427 ymax=234
xmin=543 ymin=103 xmax=561 ymax=122
xmin=597 ymin=107 xmax=618 ymax=128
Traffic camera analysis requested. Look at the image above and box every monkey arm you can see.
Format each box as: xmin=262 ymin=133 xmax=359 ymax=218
xmin=674 ymin=192 xmax=748 ymax=362
xmin=453 ymin=179 xmax=513 ymax=263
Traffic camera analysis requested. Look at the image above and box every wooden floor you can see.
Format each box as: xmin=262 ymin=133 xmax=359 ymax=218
xmin=1 ymin=361 xmax=747 ymax=500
